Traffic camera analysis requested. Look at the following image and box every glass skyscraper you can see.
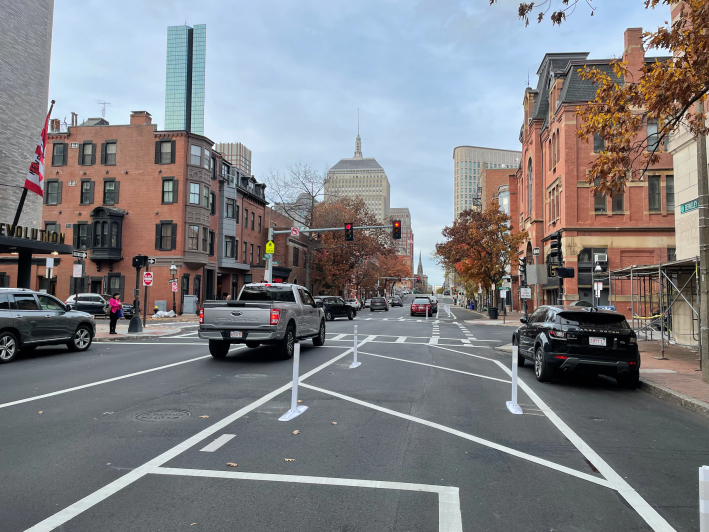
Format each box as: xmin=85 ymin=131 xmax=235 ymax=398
xmin=165 ymin=24 xmax=206 ymax=135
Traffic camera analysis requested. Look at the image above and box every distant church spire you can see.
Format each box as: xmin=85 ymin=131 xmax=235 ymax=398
xmin=354 ymin=108 xmax=362 ymax=158
xmin=417 ymin=251 xmax=423 ymax=276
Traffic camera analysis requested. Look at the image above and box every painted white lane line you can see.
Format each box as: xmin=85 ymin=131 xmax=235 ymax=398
xmin=199 ymin=434 xmax=236 ymax=453
xmin=358 ymin=351 xmax=511 ymax=384
xmin=491 ymin=359 xmax=676 ymax=532
xmin=326 ymin=339 xmax=491 ymax=348
xmin=300 ymin=384 xmax=612 ymax=489
xmin=23 ymin=345 xmax=358 ymax=532
xmin=330 ymin=334 xmax=347 ymax=341
xmin=396 ymin=336 xmax=407 ymax=343
xmin=149 ymin=466 xmax=463 ymax=532
xmin=322 ymin=333 xmax=496 ymax=342
xmin=169 ymin=332 xmax=199 ymax=338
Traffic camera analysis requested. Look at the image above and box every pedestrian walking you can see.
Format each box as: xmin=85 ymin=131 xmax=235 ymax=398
xmin=109 ymin=292 xmax=123 ymax=335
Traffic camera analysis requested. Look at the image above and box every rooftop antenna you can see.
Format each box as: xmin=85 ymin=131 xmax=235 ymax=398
xmin=96 ymin=99 xmax=111 ymax=119
xmin=527 ymin=70 xmax=530 ymax=87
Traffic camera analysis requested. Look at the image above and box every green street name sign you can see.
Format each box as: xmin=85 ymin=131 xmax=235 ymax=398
xmin=680 ymin=199 xmax=699 ymax=214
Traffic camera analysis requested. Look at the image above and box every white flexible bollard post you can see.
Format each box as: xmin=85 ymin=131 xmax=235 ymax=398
xmin=279 ymin=342 xmax=308 ymax=421
xmin=701 ymin=466 xmax=709 ymax=531
xmin=506 ymin=345 xmax=523 ymax=415
xmin=350 ymin=324 xmax=361 ymax=368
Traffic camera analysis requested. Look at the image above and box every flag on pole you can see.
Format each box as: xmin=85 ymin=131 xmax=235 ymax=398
xmin=24 ymin=107 xmax=52 ymax=197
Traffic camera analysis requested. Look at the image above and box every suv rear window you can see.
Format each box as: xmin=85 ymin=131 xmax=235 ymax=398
xmin=239 ymin=286 xmax=296 ymax=303
xmin=372 ymin=298 xmax=385 ymax=302
xmin=413 ymin=298 xmax=430 ymax=304
xmin=12 ymin=294 xmax=39 ymax=310
xmin=559 ymin=311 xmax=630 ymax=329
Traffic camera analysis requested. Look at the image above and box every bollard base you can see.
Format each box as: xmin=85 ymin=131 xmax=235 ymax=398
xmin=127 ymin=315 xmax=143 ymax=334
xmin=349 ymin=361 xmax=362 ymax=369
xmin=278 ymin=405 xmax=308 ymax=422
xmin=506 ymin=401 xmax=523 ymax=415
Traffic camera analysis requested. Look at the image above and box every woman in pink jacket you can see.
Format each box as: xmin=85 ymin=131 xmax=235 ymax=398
xmin=108 ymin=292 xmax=122 ymax=335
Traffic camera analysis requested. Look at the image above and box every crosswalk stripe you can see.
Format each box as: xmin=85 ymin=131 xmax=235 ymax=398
xmin=396 ymin=336 xmax=406 ymax=343
xmin=330 ymin=334 xmax=347 ymax=341
xmin=428 ymin=337 xmax=439 ymax=345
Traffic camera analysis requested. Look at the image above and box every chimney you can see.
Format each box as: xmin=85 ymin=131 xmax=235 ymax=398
xmin=130 ymin=111 xmax=152 ymax=126
xmin=71 ymin=112 xmax=78 ymax=127
xmin=622 ymin=28 xmax=645 ymax=84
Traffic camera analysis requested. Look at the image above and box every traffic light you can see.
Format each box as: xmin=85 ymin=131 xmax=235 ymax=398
xmin=416 ymin=276 xmax=421 ymax=283
xmin=132 ymin=255 xmax=147 ymax=268
xmin=344 ymin=223 xmax=354 ymax=241
xmin=398 ymin=276 xmax=402 ymax=282
xmin=548 ymin=232 xmax=562 ymax=263
xmin=392 ymin=220 xmax=402 ymax=240
xmin=518 ymin=257 xmax=527 ymax=285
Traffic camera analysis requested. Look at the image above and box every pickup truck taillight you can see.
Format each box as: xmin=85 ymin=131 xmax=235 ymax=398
xmin=199 ymin=308 xmax=204 ymax=324
xmin=270 ymin=309 xmax=281 ymax=325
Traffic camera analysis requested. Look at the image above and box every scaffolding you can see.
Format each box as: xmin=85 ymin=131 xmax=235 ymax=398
xmin=609 ymin=257 xmax=701 ymax=365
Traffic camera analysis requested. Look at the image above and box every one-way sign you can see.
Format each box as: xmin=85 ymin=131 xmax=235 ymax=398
xmin=147 ymin=258 xmax=157 ymax=265
xmin=72 ymin=250 xmax=88 ymax=259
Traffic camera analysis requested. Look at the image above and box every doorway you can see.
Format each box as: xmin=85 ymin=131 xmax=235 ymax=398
xmin=90 ymin=279 xmax=103 ymax=294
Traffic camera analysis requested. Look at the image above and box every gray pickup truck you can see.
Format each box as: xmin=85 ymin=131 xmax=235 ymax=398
xmin=198 ymin=283 xmax=326 ymax=359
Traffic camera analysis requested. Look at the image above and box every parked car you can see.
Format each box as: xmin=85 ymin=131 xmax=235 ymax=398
xmin=370 ymin=297 xmax=388 ymax=312
xmin=346 ymin=298 xmax=361 ymax=310
xmin=443 ymin=290 xmax=451 ymax=296
xmin=320 ymin=296 xmax=356 ymax=321
xmin=65 ymin=293 xmax=108 ymax=316
xmin=199 ymin=283 xmax=325 ymax=359
xmin=364 ymin=299 xmax=372 ymax=308
xmin=410 ymin=297 xmax=432 ymax=317
xmin=391 ymin=296 xmax=403 ymax=307
xmin=0 ymin=288 xmax=95 ymax=363
xmin=512 ymin=305 xmax=639 ymax=387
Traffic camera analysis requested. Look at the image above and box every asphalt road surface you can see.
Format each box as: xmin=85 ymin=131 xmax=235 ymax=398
xmin=1 ymin=296 xmax=707 ymax=532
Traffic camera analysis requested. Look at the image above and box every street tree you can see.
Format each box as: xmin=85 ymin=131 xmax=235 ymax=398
xmin=435 ymin=202 xmax=528 ymax=304
xmin=489 ymin=0 xmax=596 ymax=26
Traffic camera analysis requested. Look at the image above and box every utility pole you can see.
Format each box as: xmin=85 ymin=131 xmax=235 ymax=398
xmin=697 ymin=100 xmax=709 ymax=382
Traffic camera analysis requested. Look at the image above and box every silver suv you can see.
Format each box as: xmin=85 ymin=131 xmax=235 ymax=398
xmin=0 ymin=288 xmax=96 ymax=364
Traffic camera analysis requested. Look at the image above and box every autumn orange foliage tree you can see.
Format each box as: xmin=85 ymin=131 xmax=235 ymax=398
xmin=435 ymin=203 xmax=528 ymax=295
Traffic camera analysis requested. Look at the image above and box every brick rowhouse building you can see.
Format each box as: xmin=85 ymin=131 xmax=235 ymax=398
xmin=515 ymin=28 xmax=675 ymax=316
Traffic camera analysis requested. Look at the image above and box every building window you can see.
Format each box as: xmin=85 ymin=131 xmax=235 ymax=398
xmin=103 ymin=181 xmax=116 ymax=205
xmin=666 ymin=176 xmax=675 ymax=211
xmin=257 ymin=245 xmax=261 ymax=265
xmin=594 ymin=178 xmax=606 ymax=213
xmin=209 ymin=230 xmax=215 ymax=256
xmin=162 ymin=179 xmax=175 ymax=204
xmin=211 ymin=157 xmax=216 ymax=180
xmin=593 ymin=132 xmax=605 ymax=153
xmin=202 ymin=227 xmax=208 ymax=252
xmin=234 ymin=239 xmax=239 ymax=260
xmin=612 ymin=191 xmax=624 ymax=213
xmin=81 ymin=180 xmax=94 ymax=205
xmin=189 ymin=183 xmax=200 ymax=204
xmin=111 ymin=222 xmax=118 ymax=247
xmin=225 ymin=236 xmax=234 ymax=258
xmin=235 ymin=204 xmax=240 ymax=223
xmin=160 ymin=141 xmax=173 ymax=164
xmin=244 ymin=208 xmax=248 ymax=226
xmin=104 ymin=142 xmax=117 ymax=165
xmin=46 ymin=181 xmax=60 ymax=205
xmin=203 ymin=186 xmax=209 ymax=208
xmin=243 ymin=241 xmax=247 ymax=264
xmin=258 ymin=215 xmax=262 ymax=233
xmin=668 ymin=247 xmax=676 ymax=262
xmin=527 ymin=158 xmax=533 ymax=216
xmin=647 ymin=120 xmax=660 ymax=152
xmin=250 ymin=243 xmax=254 ymax=264
xmin=188 ymin=225 xmax=199 ymax=250
xmin=159 ymin=223 xmax=173 ymax=250
xmin=210 ymin=192 xmax=216 ymax=215
xmin=45 ymin=222 xmax=60 ymax=234
xmin=251 ymin=212 xmax=255 ymax=230
xmin=190 ymin=145 xmax=201 ymax=166
xmin=52 ymin=143 xmax=65 ymax=166
xmin=80 ymin=143 xmax=94 ymax=166
xmin=76 ymin=223 xmax=89 ymax=249
xmin=203 ymin=149 xmax=210 ymax=170
xmin=648 ymin=175 xmax=661 ymax=212
xmin=225 ymin=198 xmax=235 ymax=218
xmin=293 ymin=246 xmax=299 ymax=267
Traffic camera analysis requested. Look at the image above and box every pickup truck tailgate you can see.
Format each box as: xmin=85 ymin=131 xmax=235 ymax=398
xmin=201 ymin=301 xmax=273 ymax=332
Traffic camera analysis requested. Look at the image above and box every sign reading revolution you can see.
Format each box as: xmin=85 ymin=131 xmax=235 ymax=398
xmin=0 ymin=223 xmax=65 ymax=244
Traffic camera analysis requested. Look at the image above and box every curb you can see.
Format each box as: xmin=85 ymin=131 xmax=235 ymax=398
xmin=639 ymin=377 xmax=709 ymax=418
xmin=94 ymin=327 xmax=184 ymax=342
xmin=495 ymin=344 xmax=514 ymax=353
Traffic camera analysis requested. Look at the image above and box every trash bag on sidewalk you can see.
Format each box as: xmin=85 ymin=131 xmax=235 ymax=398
xmin=153 ymin=310 xmax=176 ymax=318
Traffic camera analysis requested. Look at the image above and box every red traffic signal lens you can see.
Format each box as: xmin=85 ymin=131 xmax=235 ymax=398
xmin=346 ymin=224 xmax=351 ymax=229
xmin=394 ymin=222 xmax=400 ymax=227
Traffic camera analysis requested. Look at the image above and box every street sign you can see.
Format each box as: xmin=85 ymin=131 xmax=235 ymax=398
xmin=520 ymin=287 xmax=532 ymax=299
xmin=533 ymin=247 xmax=540 ymax=256
xmin=265 ymin=240 xmax=275 ymax=254
xmin=290 ymin=227 xmax=299 ymax=236
xmin=72 ymin=250 xmax=88 ymax=259
xmin=72 ymin=264 xmax=82 ymax=278
xmin=501 ymin=281 xmax=511 ymax=289
xmin=143 ymin=272 xmax=154 ymax=286
xmin=171 ymin=282 xmax=178 ymax=292
xmin=147 ymin=258 xmax=157 ymax=265
xmin=168 ymin=278 xmax=178 ymax=284
xmin=272 ymin=262 xmax=280 ymax=266
xmin=46 ymin=258 xmax=54 ymax=269
xmin=499 ymin=289 xmax=508 ymax=297
xmin=680 ymin=198 xmax=699 ymax=214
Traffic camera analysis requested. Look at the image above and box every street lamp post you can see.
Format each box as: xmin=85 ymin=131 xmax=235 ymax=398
xmin=170 ymin=262 xmax=177 ymax=314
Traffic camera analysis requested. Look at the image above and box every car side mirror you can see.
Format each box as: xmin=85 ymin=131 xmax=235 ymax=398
xmin=520 ymin=317 xmax=528 ymax=324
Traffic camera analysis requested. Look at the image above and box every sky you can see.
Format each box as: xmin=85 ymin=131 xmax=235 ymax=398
xmin=48 ymin=0 xmax=670 ymax=285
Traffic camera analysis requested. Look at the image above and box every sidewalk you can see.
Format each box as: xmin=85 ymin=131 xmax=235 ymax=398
xmin=460 ymin=307 xmax=524 ymax=326
xmin=93 ymin=320 xmax=186 ymax=342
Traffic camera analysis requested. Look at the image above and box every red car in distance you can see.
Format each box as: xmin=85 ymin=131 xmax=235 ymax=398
xmin=410 ymin=297 xmax=432 ymax=317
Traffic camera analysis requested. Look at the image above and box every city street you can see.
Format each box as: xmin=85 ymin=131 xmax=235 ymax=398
xmin=1 ymin=296 xmax=707 ymax=532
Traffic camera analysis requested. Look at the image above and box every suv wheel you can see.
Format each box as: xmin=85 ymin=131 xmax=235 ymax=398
xmin=279 ymin=325 xmax=295 ymax=360
xmin=312 ymin=320 xmax=326 ymax=346
xmin=0 ymin=332 xmax=19 ymax=363
xmin=347 ymin=310 xmax=354 ymax=320
xmin=325 ymin=310 xmax=333 ymax=321
xmin=534 ymin=345 xmax=554 ymax=382
xmin=209 ymin=340 xmax=230 ymax=358
xmin=67 ymin=326 xmax=92 ymax=352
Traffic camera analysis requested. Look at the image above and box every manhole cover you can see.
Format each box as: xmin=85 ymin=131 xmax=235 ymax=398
xmin=134 ymin=410 xmax=190 ymax=422
xmin=235 ymin=374 xmax=267 ymax=379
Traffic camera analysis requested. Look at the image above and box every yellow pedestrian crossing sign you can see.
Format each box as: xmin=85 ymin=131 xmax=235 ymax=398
xmin=266 ymin=240 xmax=275 ymax=254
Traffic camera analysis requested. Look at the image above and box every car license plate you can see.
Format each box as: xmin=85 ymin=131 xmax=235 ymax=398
xmin=589 ymin=337 xmax=606 ymax=346
xmin=230 ymin=331 xmax=243 ymax=338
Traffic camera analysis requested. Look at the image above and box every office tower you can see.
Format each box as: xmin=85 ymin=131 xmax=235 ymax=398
xmin=215 ymin=142 xmax=252 ymax=175
xmin=165 ymin=24 xmax=206 ymax=135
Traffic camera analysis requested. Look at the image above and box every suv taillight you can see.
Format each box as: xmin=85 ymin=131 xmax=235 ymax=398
xmin=199 ymin=308 xmax=204 ymax=324
xmin=270 ymin=309 xmax=281 ymax=325
xmin=549 ymin=330 xmax=566 ymax=339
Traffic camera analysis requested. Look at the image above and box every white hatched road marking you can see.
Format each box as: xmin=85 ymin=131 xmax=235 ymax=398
xmin=396 ymin=336 xmax=407 ymax=343
xmin=428 ymin=337 xmax=439 ymax=345
xmin=199 ymin=434 xmax=236 ymax=453
xmin=330 ymin=334 xmax=347 ymax=341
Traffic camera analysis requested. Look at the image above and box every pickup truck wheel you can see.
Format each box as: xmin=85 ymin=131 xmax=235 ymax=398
xmin=312 ymin=320 xmax=326 ymax=346
xmin=325 ymin=311 xmax=333 ymax=321
xmin=278 ymin=325 xmax=295 ymax=360
xmin=0 ymin=332 xmax=19 ymax=363
xmin=347 ymin=310 xmax=354 ymax=320
xmin=67 ymin=325 xmax=92 ymax=352
xmin=245 ymin=341 xmax=260 ymax=349
xmin=209 ymin=340 xmax=230 ymax=358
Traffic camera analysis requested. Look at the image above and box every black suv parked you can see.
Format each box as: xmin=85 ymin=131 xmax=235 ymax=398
xmin=317 ymin=296 xmax=355 ymax=321
xmin=512 ymin=305 xmax=639 ymax=387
